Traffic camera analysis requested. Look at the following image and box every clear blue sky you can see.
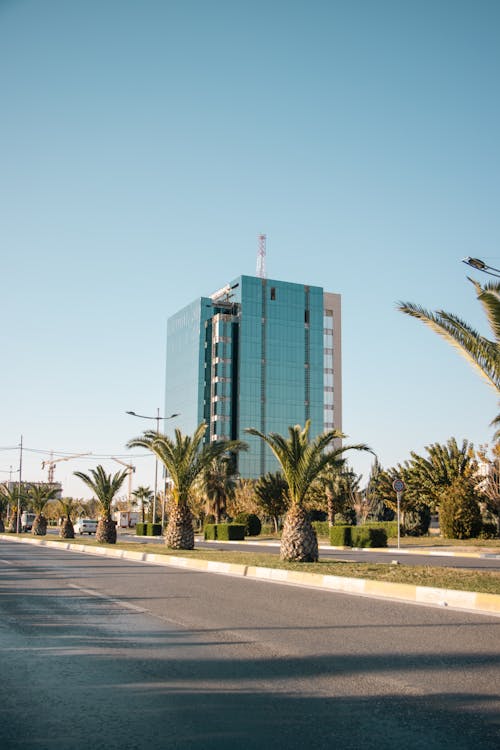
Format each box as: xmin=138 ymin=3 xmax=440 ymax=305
xmin=1 ymin=0 xmax=499 ymax=499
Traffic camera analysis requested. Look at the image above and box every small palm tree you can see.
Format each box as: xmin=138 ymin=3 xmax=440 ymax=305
xmin=58 ymin=497 xmax=77 ymax=539
xmin=399 ymin=277 xmax=500 ymax=434
xmin=0 ymin=485 xmax=9 ymax=533
xmin=127 ymin=424 xmax=246 ymax=549
xmin=246 ymin=421 xmax=372 ymax=562
xmin=132 ymin=485 xmax=154 ymax=522
xmin=73 ymin=465 xmax=128 ymax=544
xmin=254 ymin=472 xmax=288 ymax=533
xmin=28 ymin=484 xmax=59 ymax=536
xmin=198 ymin=455 xmax=238 ymax=524
xmin=313 ymin=466 xmax=360 ymax=526
xmin=0 ymin=484 xmax=25 ymax=533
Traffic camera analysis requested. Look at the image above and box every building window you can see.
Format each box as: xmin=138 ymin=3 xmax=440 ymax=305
xmin=304 ymin=310 xmax=310 ymax=324
xmin=270 ymin=287 xmax=276 ymax=300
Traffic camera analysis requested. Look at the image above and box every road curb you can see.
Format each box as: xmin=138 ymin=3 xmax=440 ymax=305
xmin=2 ymin=534 xmax=500 ymax=617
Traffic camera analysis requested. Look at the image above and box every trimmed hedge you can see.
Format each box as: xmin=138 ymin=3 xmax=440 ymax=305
xmin=217 ymin=523 xmax=246 ymax=541
xmin=365 ymin=521 xmax=398 ymax=539
xmin=351 ymin=526 xmax=387 ymax=548
xmin=312 ymin=521 xmax=330 ymax=538
xmin=204 ymin=524 xmax=217 ymax=540
xmin=233 ymin=512 xmax=262 ymax=536
xmin=329 ymin=524 xmax=388 ymax=548
xmin=146 ymin=523 xmax=162 ymax=536
xmin=204 ymin=523 xmax=245 ymax=541
xmin=330 ymin=525 xmax=353 ymax=546
xmin=135 ymin=522 xmax=146 ymax=536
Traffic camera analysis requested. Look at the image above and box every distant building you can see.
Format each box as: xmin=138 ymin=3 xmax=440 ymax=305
xmin=165 ymin=274 xmax=342 ymax=478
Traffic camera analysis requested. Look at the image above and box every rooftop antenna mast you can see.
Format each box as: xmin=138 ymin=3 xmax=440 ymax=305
xmin=256 ymin=233 xmax=267 ymax=278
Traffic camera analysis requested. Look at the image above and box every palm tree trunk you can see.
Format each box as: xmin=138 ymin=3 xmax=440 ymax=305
xmin=164 ymin=503 xmax=194 ymax=549
xmin=326 ymin=487 xmax=335 ymax=526
xmin=280 ymin=505 xmax=318 ymax=562
xmin=96 ymin=517 xmax=117 ymax=544
xmin=59 ymin=518 xmax=75 ymax=539
xmin=7 ymin=512 xmax=18 ymax=533
xmin=32 ymin=514 xmax=47 ymax=536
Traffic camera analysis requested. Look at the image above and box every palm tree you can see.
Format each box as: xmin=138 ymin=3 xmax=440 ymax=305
xmin=312 ymin=465 xmax=359 ymax=526
xmin=0 ymin=483 xmax=25 ymax=532
xmin=246 ymin=421 xmax=372 ymax=562
xmin=132 ymin=485 xmax=154 ymax=522
xmin=198 ymin=454 xmax=238 ymax=524
xmin=127 ymin=424 xmax=246 ymax=549
xmin=398 ymin=277 xmax=500 ymax=434
xmin=28 ymin=484 xmax=59 ymax=536
xmin=254 ymin=472 xmax=288 ymax=533
xmin=73 ymin=465 xmax=128 ymax=544
xmin=0 ymin=485 xmax=9 ymax=533
xmin=58 ymin=497 xmax=77 ymax=539
xmin=407 ymin=437 xmax=477 ymax=511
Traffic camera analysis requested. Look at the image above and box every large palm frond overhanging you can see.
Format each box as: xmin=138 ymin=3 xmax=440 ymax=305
xmin=398 ymin=278 xmax=500 ymax=392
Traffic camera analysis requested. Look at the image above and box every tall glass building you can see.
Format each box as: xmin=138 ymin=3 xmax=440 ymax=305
xmin=165 ymin=275 xmax=341 ymax=478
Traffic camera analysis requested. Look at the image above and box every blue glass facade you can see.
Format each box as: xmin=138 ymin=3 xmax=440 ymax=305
xmin=165 ymin=275 xmax=341 ymax=479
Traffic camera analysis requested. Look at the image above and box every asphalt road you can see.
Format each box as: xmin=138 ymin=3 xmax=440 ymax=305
xmin=0 ymin=539 xmax=499 ymax=749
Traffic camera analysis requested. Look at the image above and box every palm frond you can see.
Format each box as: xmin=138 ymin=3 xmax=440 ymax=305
xmin=398 ymin=301 xmax=500 ymax=391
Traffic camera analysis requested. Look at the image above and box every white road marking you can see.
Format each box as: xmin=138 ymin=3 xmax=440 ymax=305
xmin=67 ymin=583 xmax=147 ymax=613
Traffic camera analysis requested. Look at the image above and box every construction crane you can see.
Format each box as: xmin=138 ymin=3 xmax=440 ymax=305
xmin=42 ymin=452 xmax=92 ymax=483
xmin=111 ymin=457 xmax=135 ymax=508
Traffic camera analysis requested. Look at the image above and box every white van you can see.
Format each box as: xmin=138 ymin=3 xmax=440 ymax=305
xmin=21 ymin=512 xmax=36 ymax=532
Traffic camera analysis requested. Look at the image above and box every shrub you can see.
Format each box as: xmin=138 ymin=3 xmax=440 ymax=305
xmin=330 ymin=524 xmax=388 ymax=547
xmin=204 ymin=524 xmax=217 ymax=540
xmin=351 ymin=527 xmax=387 ymax=548
xmin=312 ymin=521 xmax=330 ymax=538
xmin=402 ymin=502 xmax=431 ymax=536
xmin=330 ymin=525 xmax=352 ymax=546
xmin=216 ymin=523 xmax=245 ymax=541
xmin=233 ymin=512 xmax=262 ymax=536
xmin=146 ymin=523 xmax=162 ymax=537
xmin=478 ymin=521 xmax=498 ymax=539
xmin=135 ymin=522 xmax=146 ymax=536
xmin=439 ymin=480 xmax=482 ymax=539
xmin=366 ymin=521 xmax=398 ymax=538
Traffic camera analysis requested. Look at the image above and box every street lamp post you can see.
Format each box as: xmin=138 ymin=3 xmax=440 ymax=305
xmin=125 ymin=410 xmax=179 ymax=522
xmin=462 ymin=257 xmax=500 ymax=278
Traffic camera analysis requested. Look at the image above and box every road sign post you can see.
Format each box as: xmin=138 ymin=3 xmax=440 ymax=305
xmin=392 ymin=479 xmax=405 ymax=549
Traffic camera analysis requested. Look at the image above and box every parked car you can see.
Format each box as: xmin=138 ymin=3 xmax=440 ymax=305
xmin=74 ymin=518 xmax=98 ymax=535
xmin=21 ymin=512 xmax=36 ymax=532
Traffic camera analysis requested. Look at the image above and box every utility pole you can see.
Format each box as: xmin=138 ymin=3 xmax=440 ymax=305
xmin=16 ymin=435 xmax=23 ymax=533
